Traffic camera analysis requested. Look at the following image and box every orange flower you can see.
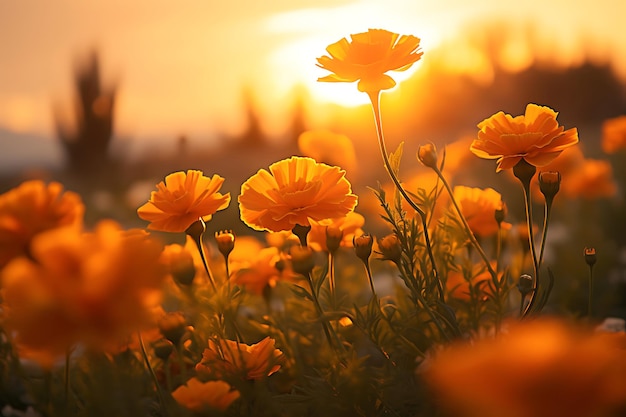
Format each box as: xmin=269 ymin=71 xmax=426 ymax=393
xmin=317 ymin=29 xmax=423 ymax=93
xmin=562 ymin=159 xmax=617 ymax=199
xmin=471 ymin=104 xmax=579 ymax=172
xmin=172 ymin=378 xmax=240 ymax=412
xmin=446 ymin=263 xmax=498 ymax=300
xmin=0 ymin=180 xmax=84 ymax=269
xmin=0 ymin=221 xmax=166 ymax=366
xmin=298 ymin=129 xmax=357 ymax=173
xmin=137 ymin=170 xmax=230 ymax=232
xmin=602 ymin=115 xmax=626 ymax=154
xmin=450 ymin=186 xmax=511 ymax=238
xmin=195 ymin=336 xmax=284 ymax=380
xmin=307 ymin=212 xmax=365 ymax=252
xmin=424 ymin=319 xmax=626 ymax=417
xmin=231 ymin=247 xmax=286 ymax=295
xmin=238 ymin=157 xmax=358 ymax=232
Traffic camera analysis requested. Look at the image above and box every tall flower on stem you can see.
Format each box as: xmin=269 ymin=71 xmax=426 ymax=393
xmin=137 ymin=170 xmax=231 ymax=290
xmin=318 ymin=28 xmax=452 ymax=339
xmin=471 ymin=104 xmax=578 ymax=316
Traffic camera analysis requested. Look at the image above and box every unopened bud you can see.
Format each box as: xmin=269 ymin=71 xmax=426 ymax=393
xmin=517 ymin=274 xmax=534 ymax=296
xmin=158 ymin=312 xmax=187 ymax=345
xmin=215 ymin=230 xmax=235 ymax=258
xmin=417 ymin=143 xmax=439 ymax=169
xmin=539 ymin=171 xmax=561 ymax=201
xmin=326 ymin=226 xmax=343 ymax=254
xmin=584 ymin=247 xmax=597 ymax=267
xmin=494 ymin=201 xmax=506 ymax=225
xmin=378 ymin=233 xmax=402 ymax=263
xmin=152 ymin=339 xmax=175 ymax=361
xmin=290 ymin=246 xmax=315 ymax=275
xmin=353 ymin=234 xmax=374 ymax=263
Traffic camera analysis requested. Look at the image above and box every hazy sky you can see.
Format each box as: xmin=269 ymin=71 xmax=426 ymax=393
xmin=1 ymin=0 xmax=625 ymax=143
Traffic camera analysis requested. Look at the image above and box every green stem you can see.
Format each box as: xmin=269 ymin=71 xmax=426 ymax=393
xmin=520 ymin=180 xmax=540 ymax=317
xmin=138 ymin=331 xmax=168 ymax=414
xmin=328 ymin=252 xmax=336 ymax=308
xmin=367 ymin=91 xmax=443 ymax=301
xmin=434 ymin=167 xmax=498 ymax=283
xmin=538 ymin=198 xmax=553 ymax=266
xmin=191 ymin=235 xmax=217 ymax=291
xmin=588 ymin=264 xmax=594 ymax=317
xmin=305 ymin=272 xmax=340 ymax=353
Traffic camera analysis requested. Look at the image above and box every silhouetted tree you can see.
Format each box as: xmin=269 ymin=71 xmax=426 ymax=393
xmin=55 ymin=50 xmax=116 ymax=178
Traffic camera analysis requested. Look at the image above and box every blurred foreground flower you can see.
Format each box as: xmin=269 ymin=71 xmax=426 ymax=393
xmin=172 ymin=377 xmax=240 ymax=412
xmin=471 ymin=103 xmax=579 ymax=172
xmin=137 ymin=170 xmax=230 ymax=232
xmin=424 ymin=319 xmax=626 ymax=417
xmin=0 ymin=180 xmax=84 ymax=268
xmin=195 ymin=336 xmax=284 ymax=380
xmin=238 ymin=156 xmax=357 ymax=232
xmin=316 ymin=28 xmax=422 ymax=93
xmin=0 ymin=221 xmax=166 ymax=366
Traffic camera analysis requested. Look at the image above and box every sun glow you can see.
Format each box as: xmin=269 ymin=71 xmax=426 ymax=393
xmin=264 ymin=4 xmax=440 ymax=109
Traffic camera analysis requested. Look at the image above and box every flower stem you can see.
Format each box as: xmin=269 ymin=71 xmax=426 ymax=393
xmin=367 ymin=91 xmax=442 ymax=300
xmin=588 ymin=263 xmax=594 ymax=317
xmin=519 ymin=177 xmax=540 ymax=317
xmin=434 ymin=167 xmax=498 ymax=283
xmin=138 ymin=331 xmax=168 ymax=414
xmin=538 ymin=198 xmax=553 ymax=266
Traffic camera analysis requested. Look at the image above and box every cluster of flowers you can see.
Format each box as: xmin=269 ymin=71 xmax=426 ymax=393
xmin=2 ymin=28 xmax=626 ymax=417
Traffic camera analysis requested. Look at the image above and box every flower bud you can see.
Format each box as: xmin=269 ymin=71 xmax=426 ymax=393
xmin=353 ymin=234 xmax=374 ymax=263
xmin=158 ymin=312 xmax=187 ymax=346
xmin=326 ymin=226 xmax=343 ymax=254
xmin=378 ymin=233 xmax=402 ymax=263
xmin=290 ymin=246 xmax=315 ymax=275
xmin=417 ymin=142 xmax=439 ymax=169
xmin=517 ymin=274 xmax=534 ymax=296
xmin=215 ymin=230 xmax=235 ymax=258
xmin=539 ymin=171 xmax=561 ymax=201
xmin=152 ymin=338 xmax=175 ymax=361
xmin=584 ymin=247 xmax=597 ymax=267
xmin=494 ymin=201 xmax=507 ymax=226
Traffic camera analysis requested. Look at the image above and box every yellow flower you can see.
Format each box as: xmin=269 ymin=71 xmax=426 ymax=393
xmin=0 ymin=180 xmax=84 ymax=269
xmin=0 ymin=221 xmax=167 ymax=366
xmin=307 ymin=212 xmax=365 ymax=252
xmin=317 ymin=29 xmax=423 ymax=93
xmin=451 ymin=186 xmax=511 ymax=238
xmin=298 ymin=129 xmax=357 ymax=173
xmin=238 ymin=157 xmax=358 ymax=232
xmin=471 ymin=104 xmax=579 ymax=172
xmin=602 ymin=115 xmax=626 ymax=154
xmin=195 ymin=336 xmax=284 ymax=380
xmin=137 ymin=170 xmax=230 ymax=233
xmin=424 ymin=319 xmax=626 ymax=417
xmin=172 ymin=378 xmax=240 ymax=412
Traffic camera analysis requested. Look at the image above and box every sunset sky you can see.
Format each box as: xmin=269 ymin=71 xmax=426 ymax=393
xmin=1 ymin=0 xmax=625 ymax=145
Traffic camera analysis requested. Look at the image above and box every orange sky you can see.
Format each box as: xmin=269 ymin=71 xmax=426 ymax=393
xmin=1 ymin=0 xmax=625 ymax=143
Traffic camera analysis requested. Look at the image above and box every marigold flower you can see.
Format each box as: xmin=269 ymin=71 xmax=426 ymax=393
xmin=316 ymin=28 xmax=423 ymax=93
xmin=0 ymin=220 xmax=167 ymax=366
xmin=160 ymin=243 xmax=196 ymax=286
xmin=238 ymin=157 xmax=358 ymax=233
xmin=172 ymin=378 xmax=240 ymax=412
xmin=0 ymin=180 xmax=84 ymax=269
xmin=307 ymin=212 xmax=365 ymax=253
xmin=424 ymin=319 xmax=626 ymax=417
xmin=601 ymin=115 xmax=626 ymax=154
xmin=195 ymin=337 xmax=284 ymax=380
xmin=451 ymin=186 xmax=511 ymax=238
xmin=137 ymin=170 xmax=230 ymax=233
xmin=231 ymin=247 xmax=284 ymax=295
xmin=471 ymin=104 xmax=579 ymax=172
xmin=298 ymin=129 xmax=357 ymax=173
